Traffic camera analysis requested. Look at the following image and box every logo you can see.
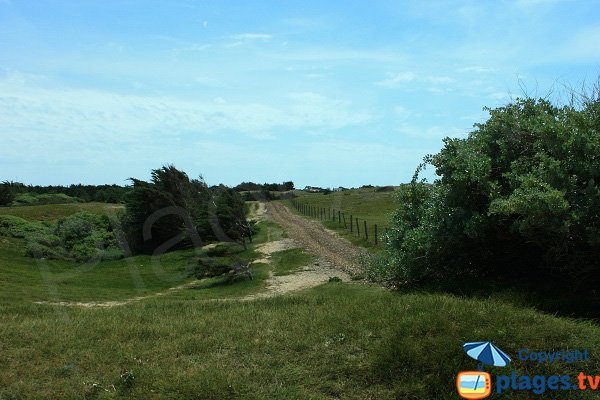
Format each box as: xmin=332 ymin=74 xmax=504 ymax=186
xmin=457 ymin=342 xmax=596 ymax=396
xmin=457 ymin=342 xmax=511 ymax=399
xmin=457 ymin=371 xmax=492 ymax=399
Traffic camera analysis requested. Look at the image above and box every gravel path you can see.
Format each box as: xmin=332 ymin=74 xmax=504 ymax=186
xmin=266 ymin=202 xmax=367 ymax=275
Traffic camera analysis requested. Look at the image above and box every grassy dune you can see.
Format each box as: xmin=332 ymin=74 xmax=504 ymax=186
xmin=291 ymin=188 xmax=397 ymax=229
xmin=0 ymin=202 xmax=125 ymax=222
xmin=1 ymin=203 xmax=600 ymax=399
xmin=287 ymin=188 xmax=398 ymax=249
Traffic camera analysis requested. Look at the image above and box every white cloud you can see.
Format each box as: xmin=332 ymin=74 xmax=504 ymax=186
xmin=425 ymin=76 xmax=455 ymax=84
xmin=177 ymin=43 xmax=211 ymax=52
xmin=458 ymin=66 xmax=497 ymax=73
xmin=515 ymin=0 xmax=560 ymax=7
xmin=377 ymin=72 xmax=456 ymax=90
xmin=393 ymin=106 xmax=411 ymax=119
xmin=377 ymin=71 xmax=416 ymax=87
xmin=231 ymin=33 xmax=273 ymax=40
xmin=0 ymin=76 xmax=372 ymax=164
xmin=397 ymin=123 xmax=467 ymax=139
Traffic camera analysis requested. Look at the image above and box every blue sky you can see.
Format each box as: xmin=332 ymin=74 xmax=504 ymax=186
xmin=1 ymin=0 xmax=599 ymax=188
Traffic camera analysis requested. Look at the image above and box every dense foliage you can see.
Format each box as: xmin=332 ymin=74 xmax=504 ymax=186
xmin=0 ymin=212 xmax=123 ymax=261
xmin=13 ymin=192 xmax=81 ymax=206
xmin=0 ymin=182 xmax=129 ymax=204
xmin=0 ymin=183 xmax=15 ymax=206
xmin=123 ymin=165 xmax=252 ymax=255
xmin=378 ymin=97 xmax=600 ymax=292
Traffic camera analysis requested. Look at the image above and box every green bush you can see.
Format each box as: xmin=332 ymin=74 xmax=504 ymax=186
xmin=0 ymin=212 xmax=123 ymax=262
xmin=54 ymin=212 xmax=122 ymax=261
xmin=0 ymin=215 xmax=51 ymax=238
xmin=381 ymin=97 xmax=600 ymax=292
xmin=13 ymin=192 xmax=81 ymax=206
xmin=25 ymin=241 xmax=63 ymax=259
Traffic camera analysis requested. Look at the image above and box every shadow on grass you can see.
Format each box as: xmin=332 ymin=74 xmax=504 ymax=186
xmin=402 ymin=275 xmax=600 ymax=321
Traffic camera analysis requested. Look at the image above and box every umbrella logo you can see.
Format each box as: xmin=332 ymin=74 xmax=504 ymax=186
xmin=463 ymin=341 xmax=512 ymax=368
xmin=457 ymin=342 xmax=511 ymax=399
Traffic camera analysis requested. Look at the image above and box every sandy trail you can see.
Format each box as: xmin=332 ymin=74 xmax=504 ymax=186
xmin=33 ymin=201 xmax=363 ymax=307
xmin=265 ymin=202 xmax=367 ymax=274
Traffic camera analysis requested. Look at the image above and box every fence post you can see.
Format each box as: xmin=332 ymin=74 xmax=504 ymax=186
xmin=350 ymin=215 xmax=353 ymax=232
xmin=338 ymin=210 xmax=341 ymax=224
xmin=342 ymin=213 xmax=346 ymax=228
xmin=356 ymin=218 xmax=360 ymax=235
xmin=364 ymin=220 xmax=368 ymax=241
xmin=374 ymin=224 xmax=378 ymax=245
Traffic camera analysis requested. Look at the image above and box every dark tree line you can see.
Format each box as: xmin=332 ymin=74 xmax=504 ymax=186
xmin=234 ymin=181 xmax=294 ymax=192
xmin=0 ymin=181 xmax=130 ymax=204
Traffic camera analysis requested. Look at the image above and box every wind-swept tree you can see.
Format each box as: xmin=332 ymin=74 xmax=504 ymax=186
xmin=0 ymin=182 xmax=15 ymax=206
xmin=123 ymin=165 xmax=250 ymax=254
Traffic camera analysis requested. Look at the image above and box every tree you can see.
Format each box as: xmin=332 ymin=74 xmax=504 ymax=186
xmin=380 ymin=96 xmax=600 ymax=292
xmin=123 ymin=165 xmax=250 ymax=255
xmin=0 ymin=183 xmax=14 ymax=206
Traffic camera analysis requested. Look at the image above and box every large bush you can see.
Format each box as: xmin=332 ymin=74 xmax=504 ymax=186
xmin=379 ymin=97 xmax=600 ymax=291
xmin=54 ymin=212 xmax=122 ymax=261
xmin=0 ymin=213 xmax=123 ymax=262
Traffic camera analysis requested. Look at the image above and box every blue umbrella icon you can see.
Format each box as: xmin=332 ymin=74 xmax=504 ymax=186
xmin=463 ymin=342 xmax=511 ymax=367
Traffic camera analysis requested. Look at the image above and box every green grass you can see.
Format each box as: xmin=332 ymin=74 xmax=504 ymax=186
xmin=286 ymin=188 xmax=398 ymax=250
xmin=0 ymin=202 xmax=125 ymax=222
xmin=0 ymin=215 xmax=285 ymax=304
xmin=251 ymin=218 xmax=287 ymax=244
xmin=2 ymin=283 xmax=600 ymax=399
xmin=2 ymin=202 xmax=600 ymax=399
xmin=270 ymin=248 xmax=315 ymax=276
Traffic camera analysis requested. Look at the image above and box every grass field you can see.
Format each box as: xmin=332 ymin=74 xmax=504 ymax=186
xmin=287 ymin=188 xmax=398 ymax=249
xmin=0 ymin=202 xmax=125 ymax=222
xmin=2 ymin=203 xmax=600 ymax=399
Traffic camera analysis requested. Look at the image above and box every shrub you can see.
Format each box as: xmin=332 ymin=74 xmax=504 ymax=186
xmin=54 ymin=212 xmax=122 ymax=261
xmin=204 ymin=242 xmax=245 ymax=257
xmin=375 ymin=186 xmax=395 ymax=192
xmin=382 ymin=97 xmax=600 ymax=292
xmin=25 ymin=241 xmax=63 ymax=259
xmin=0 ymin=215 xmax=50 ymax=238
xmin=13 ymin=192 xmax=81 ymax=206
xmin=0 ymin=184 xmax=14 ymax=206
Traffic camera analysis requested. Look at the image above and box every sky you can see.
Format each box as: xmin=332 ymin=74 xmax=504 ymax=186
xmin=1 ymin=0 xmax=599 ymax=188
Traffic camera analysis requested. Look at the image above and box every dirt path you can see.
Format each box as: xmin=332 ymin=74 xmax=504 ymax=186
xmin=242 ymin=237 xmax=351 ymax=301
xmin=33 ymin=202 xmax=365 ymax=308
xmin=266 ymin=202 xmax=367 ymax=275
xmin=33 ymin=281 xmax=200 ymax=308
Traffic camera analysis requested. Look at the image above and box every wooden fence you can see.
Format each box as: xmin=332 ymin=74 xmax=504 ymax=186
xmin=289 ymin=199 xmax=389 ymax=246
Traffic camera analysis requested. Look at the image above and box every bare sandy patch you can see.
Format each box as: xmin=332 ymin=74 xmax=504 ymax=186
xmin=241 ymin=258 xmax=350 ymax=300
